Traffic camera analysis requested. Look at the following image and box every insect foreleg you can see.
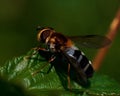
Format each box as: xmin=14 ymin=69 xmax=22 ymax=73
xmin=32 ymin=55 xmax=56 ymax=76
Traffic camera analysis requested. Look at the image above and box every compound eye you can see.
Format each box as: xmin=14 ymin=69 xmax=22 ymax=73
xmin=37 ymin=26 xmax=55 ymax=43
xmin=40 ymin=30 xmax=52 ymax=43
xmin=37 ymin=29 xmax=51 ymax=43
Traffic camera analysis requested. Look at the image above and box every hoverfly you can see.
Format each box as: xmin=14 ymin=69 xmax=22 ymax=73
xmin=34 ymin=26 xmax=111 ymax=89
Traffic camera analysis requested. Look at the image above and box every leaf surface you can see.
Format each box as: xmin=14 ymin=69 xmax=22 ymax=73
xmin=0 ymin=50 xmax=120 ymax=96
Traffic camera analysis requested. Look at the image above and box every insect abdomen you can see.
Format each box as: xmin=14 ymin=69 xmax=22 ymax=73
xmin=65 ymin=48 xmax=94 ymax=78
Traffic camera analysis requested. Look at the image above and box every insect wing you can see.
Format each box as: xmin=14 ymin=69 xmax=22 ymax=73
xmin=69 ymin=35 xmax=111 ymax=48
xmin=61 ymin=51 xmax=88 ymax=85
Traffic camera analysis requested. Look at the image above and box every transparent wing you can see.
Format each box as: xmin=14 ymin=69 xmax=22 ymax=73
xmin=69 ymin=35 xmax=111 ymax=49
xmin=61 ymin=51 xmax=88 ymax=85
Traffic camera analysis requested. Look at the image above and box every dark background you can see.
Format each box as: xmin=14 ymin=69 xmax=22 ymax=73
xmin=0 ymin=0 xmax=120 ymax=82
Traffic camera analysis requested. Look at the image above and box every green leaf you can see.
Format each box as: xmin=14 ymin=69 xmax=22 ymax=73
xmin=0 ymin=49 xmax=120 ymax=96
xmin=88 ymin=74 xmax=120 ymax=96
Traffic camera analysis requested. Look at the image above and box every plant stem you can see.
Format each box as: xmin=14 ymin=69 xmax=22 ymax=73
xmin=93 ymin=8 xmax=120 ymax=71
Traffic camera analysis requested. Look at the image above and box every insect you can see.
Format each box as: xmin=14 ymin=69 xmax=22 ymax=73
xmin=34 ymin=26 xmax=111 ymax=88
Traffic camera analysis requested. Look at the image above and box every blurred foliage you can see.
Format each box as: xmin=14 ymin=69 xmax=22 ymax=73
xmin=0 ymin=77 xmax=27 ymax=96
xmin=0 ymin=0 xmax=120 ymax=85
xmin=0 ymin=49 xmax=120 ymax=96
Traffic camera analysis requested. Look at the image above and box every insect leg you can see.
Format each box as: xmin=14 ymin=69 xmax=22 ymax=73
xmin=47 ymin=55 xmax=56 ymax=73
xmin=25 ymin=47 xmax=47 ymax=59
xmin=67 ymin=63 xmax=71 ymax=90
xmin=32 ymin=55 xmax=56 ymax=76
xmin=32 ymin=62 xmax=49 ymax=76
